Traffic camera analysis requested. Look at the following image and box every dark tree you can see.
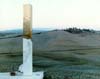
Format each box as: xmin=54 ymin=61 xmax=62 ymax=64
xmin=64 ymin=27 xmax=95 ymax=34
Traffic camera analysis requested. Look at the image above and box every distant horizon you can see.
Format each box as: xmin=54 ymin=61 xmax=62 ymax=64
xmin=0 ymin=26 xmax=100 ymax=31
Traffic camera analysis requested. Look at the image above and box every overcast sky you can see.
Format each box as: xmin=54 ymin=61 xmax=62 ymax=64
xmin=0 ymin=0 xmax=100 ymax=30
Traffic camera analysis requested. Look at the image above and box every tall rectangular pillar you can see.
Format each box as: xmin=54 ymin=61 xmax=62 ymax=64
xmin=23 ymin=4 xmax=33 ymax=76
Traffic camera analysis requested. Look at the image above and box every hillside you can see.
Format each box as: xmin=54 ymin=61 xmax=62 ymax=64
xmin=33 ymin=30 xmax=100 ymax=51
xmin=0 ymin=30 xmax=100 ymax=79
xmin=1 ymin=30 xmax=100 ymax=53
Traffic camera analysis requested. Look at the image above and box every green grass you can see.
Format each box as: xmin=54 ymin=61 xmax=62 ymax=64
xmin=0 ymin=49 xmax=100 ymax=79
xmin=33 ymin=49 xmax=100 ymax=79
xmin=0 ymin=53 xmax=22 ymax=72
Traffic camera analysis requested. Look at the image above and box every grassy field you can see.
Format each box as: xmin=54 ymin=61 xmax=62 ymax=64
xmin=1 ymin=48 xmax=100 ymax=79
xmin=0 ymin=30 xmax=100 ymax=79
xmin=33 ymin=48 xmax=100 ymax=79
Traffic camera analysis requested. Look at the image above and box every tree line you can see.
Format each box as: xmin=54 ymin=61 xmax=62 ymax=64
xmin=63 ymin=27 xmax=95 ymax=34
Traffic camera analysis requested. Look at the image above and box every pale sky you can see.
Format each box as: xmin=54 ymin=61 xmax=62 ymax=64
xmin=0 ymin=0 xmax=100 ymax=30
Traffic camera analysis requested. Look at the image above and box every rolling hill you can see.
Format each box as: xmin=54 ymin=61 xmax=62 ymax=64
xmin=0 ymin=30 xmax=100 ymax=79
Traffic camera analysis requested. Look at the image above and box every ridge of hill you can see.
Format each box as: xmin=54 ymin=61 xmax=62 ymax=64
xmin=0 ymin=30 xmax=100 ymax=53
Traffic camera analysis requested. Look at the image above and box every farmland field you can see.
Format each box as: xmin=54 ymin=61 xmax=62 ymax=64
xmin=0 ymin=30 xmax=100 ymax=79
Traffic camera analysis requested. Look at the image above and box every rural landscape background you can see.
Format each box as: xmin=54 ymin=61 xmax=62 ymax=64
xmin=0 ymin=28 xmax=100 ymax=79
xmin=0 ymin=0 xmax=100 ymax=79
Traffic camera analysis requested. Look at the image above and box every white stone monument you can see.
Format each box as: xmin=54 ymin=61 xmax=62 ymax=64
xmin=0 ymin=0 xmax=44 ymax=79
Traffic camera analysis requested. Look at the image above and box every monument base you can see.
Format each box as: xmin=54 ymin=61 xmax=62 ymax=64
xmin=0 ymin=71 xmax=44 ymax=79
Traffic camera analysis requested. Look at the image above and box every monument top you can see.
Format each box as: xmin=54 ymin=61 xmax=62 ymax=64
xmin=23 ymin=4 xmax=32 ymax=39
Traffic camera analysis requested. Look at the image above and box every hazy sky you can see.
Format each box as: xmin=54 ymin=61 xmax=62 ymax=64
xmin=0 ymin=0 xmax=100 ymax=30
